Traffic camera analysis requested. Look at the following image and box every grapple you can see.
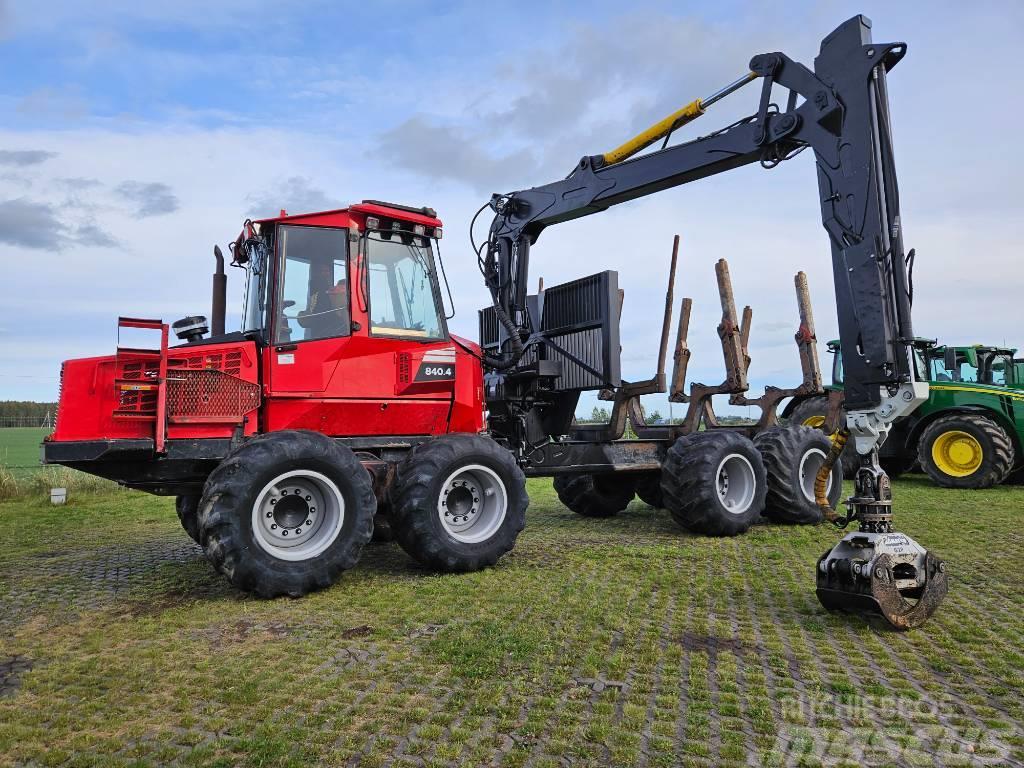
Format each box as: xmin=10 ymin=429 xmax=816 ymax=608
xmin=814 ymin=449 xmax=948 ymax=630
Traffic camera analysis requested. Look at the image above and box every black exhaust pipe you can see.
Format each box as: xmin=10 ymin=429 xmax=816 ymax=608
xmin=212 ymin=244 xmax=227 ymax=337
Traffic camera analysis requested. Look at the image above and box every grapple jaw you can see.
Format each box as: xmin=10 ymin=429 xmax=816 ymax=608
xmin=816 ymin=532 xmax=948 ymax=630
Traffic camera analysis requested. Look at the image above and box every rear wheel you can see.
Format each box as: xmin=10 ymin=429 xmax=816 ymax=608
xmin=789 ymin=395 xmax=856 ymax=479
xmin=661 ymin=431 xmax=766 ymax=536
xmin=754 ymin=425 xmax=842 ymax=524
xmin=390 ymin=434 xmax=527 ymax=572
xmin=634 ymin=472 xmax=664 ymax=508
xmin=553 ymin=473 xmax=635 ymax=517
xmin=198 ymin=430 xmax=375 ymax=597
xmin=918 ymin=413 xmax=1015 ymax=489
xmin=175 ymin=495 xmax=201 ymax=543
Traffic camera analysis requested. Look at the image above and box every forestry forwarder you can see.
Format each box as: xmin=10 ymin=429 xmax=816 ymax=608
xmin=43 ymin=15 xmax=947 ymax=629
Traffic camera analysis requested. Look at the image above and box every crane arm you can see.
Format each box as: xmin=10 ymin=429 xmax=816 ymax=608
xmin=484 ymin=15 xmax=919 ymax=420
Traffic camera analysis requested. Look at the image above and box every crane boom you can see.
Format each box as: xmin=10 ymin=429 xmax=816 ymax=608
xmin=479 ymin=14 xmax=946 ymax=628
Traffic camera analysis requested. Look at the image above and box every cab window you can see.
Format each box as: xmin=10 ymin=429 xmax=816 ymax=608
xmin=366 ymin=231 xmax=445 ymax=339
xmin=274 ymin=226 xmax=350 ymax=344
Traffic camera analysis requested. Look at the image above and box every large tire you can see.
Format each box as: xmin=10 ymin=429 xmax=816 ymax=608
xmin=634 ymin=472 xmax=664 ymax=508
xmin=553 ymin=473 xmax=635 ymax=517
xmin=198 ymin=430 xmax=376 ymax=597
xmin=371 ymin=510 xmax=395 ymax=543
xmin=917 ymin=413 xmax=1015 ymax=489
xmin=390 ymin=434 xmax=527 ymax=572
xmin=789 ymin=395 xmax=857 ymax=479
xmin=175 ymin=495 xmax=201 ymax=543
xmin=754 ymin=425 xmax=842 ymax=524
xmin=661 ymin=431 xmax=766 ymax=536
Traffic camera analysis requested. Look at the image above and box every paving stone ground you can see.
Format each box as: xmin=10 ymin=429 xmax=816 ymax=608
xmin=0 ymin=477 xmax=1021 ymax=767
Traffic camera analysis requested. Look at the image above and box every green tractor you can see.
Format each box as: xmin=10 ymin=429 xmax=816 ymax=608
xmin=785 ymin=340 xmax=1024 ymax=489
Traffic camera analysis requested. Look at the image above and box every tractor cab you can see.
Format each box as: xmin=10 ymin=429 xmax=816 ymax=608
xmin=931 ymin=345 xmax=1019 ymax=387
xmin=825 ymin=337 xmax=933 ymax=388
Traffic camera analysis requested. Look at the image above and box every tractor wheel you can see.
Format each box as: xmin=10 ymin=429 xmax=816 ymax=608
xmin=390 ymin=434 xmax=527 ymax=572
xmin=553 ymin=473 xmax=635 ymax=517
xmin=917 ymin=413 xmax=1015 ymax=489
xmin=789 ymin=395 xmax=857 ymax=479
xmin=175 ymin=495 xmax=201 ymax=543
xmin=880 ymin=455 xmax=915 ymax=479
xmin=197 ymin=430 xmax=375 ymax=597
xmin=754 ymin=425 xmax=842 ymax=524
xmin=661 ymin=431 xmax=766 ymax=536
xmin=634 ymin=472 xmax=664 ymax=508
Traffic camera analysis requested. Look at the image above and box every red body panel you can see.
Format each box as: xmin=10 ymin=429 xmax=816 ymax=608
xmin=51 ymin=340 xmax=262 ymax=442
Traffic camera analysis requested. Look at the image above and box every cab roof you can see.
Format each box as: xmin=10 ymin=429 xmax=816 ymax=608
xmin=255 ymin=199 xmax=442 ymax=229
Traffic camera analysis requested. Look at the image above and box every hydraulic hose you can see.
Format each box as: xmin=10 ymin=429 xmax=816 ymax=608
xmin=815 ymin=429 xmax=849 ymax=523
xmin=482 ymin=301 xmax=526 ymax=371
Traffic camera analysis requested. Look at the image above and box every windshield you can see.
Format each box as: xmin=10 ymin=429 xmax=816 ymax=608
xmin=980 ymin=352 xmax=1014 ymax=386
xmin=365 ymin=231 xmax=445 ymax=339
xmin=912 ymin=347 xmax=928 ymax=382
xmin=831 ymin=347 xmax=844 ymax=385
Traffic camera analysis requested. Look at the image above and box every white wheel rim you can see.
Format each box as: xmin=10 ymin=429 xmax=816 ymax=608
xmin=437 ymin=464 xmax=508 ymax=544
xmin=716 ymin=453 xmax=756 ymax=515
xmin=251 ymin=469 xmax=345 ymax=561
xmin=798 ymin=447 xmax=832 ymax=503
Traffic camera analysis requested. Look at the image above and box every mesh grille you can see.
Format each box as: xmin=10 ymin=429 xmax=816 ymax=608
xmin=397 ymin=352 xmax=412 ymax=384
xmin=167 ymin=369 xmax=260 ymax=422
xmin=114 ymin=348 xmax=255 ymax=421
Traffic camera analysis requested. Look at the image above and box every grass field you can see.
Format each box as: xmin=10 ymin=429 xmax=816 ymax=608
xmin=0 ymin=478 xmax=1022 ymax=767
xmin=0 ymin=427 xmax=49 ymax=472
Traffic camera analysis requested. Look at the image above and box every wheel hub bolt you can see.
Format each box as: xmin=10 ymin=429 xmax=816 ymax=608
xmin=271 ymin=524 xmax=278 ymax=530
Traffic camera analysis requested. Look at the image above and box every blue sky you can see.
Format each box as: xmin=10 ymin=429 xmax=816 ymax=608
xmin=1 ymin=0 xmax=1022 ymax=417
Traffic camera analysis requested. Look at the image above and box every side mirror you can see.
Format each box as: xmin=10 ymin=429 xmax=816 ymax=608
xmin=943 ymin=347 xmax=957 ymax=371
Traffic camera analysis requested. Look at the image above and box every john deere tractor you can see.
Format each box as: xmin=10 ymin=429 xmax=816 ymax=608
xmin=787 ymin=340 xmax=1024 ymax=489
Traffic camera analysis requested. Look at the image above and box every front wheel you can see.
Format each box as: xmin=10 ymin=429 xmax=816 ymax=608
xmin=390 ymin=434 xmax=527 ymax=572
xmin=175 ymin=495 xmax=201 ymax=543
xmin=917 ymin=414 xmax=1015 ymax=489
xmin=661 ymin=430 xmax=766 ymax=536
xmin=198 ymin=430 xmax=376 ymax=597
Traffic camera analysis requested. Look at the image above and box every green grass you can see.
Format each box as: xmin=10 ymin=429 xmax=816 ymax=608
xmin=0 ymin=477 xmax=1022 ymax=767
xmin=0 ymin=427 xmax=49 ymax=471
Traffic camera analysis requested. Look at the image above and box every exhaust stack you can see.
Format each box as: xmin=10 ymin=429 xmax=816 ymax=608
xmin=212 ymin=244 xmax=227 ymax=337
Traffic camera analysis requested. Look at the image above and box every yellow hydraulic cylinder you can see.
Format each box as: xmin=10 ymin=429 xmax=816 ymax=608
xmin=600 ymin=71 xmax=759 ymax=167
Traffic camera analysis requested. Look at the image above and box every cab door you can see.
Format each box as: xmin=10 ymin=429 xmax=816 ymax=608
xmin=318 ymin=226 xmax=454 ymax=436
xmin=267 ymin=225 xmax=353 ymax=395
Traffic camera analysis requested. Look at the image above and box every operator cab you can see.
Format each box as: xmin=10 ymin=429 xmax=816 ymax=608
xmin=233 ymin=200 xmax=448 ymax=347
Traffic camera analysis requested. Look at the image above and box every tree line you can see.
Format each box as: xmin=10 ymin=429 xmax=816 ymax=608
xmin=0 ymin=401 xmax=58 ymax=419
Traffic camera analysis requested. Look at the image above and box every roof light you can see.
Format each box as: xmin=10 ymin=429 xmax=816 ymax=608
xmin=392 ymin=221 xmax=402 ymax=230
xmin=365 ymin=216 xmax=380 ymax=230
xmin=413 ymin=224 xmax=426 ymax=236
xmin=434 ymin=227 xmax=443 ymax=240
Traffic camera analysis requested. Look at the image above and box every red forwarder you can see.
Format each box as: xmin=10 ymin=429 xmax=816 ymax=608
xmin=45 ymin=16 xmax=948 ymax=629
xmin=47 ymin=201 xmax=500 ymax=595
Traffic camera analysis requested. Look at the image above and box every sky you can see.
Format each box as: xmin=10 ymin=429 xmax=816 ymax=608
xmin=0 ymin=0 xmax=1021 ymax=419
